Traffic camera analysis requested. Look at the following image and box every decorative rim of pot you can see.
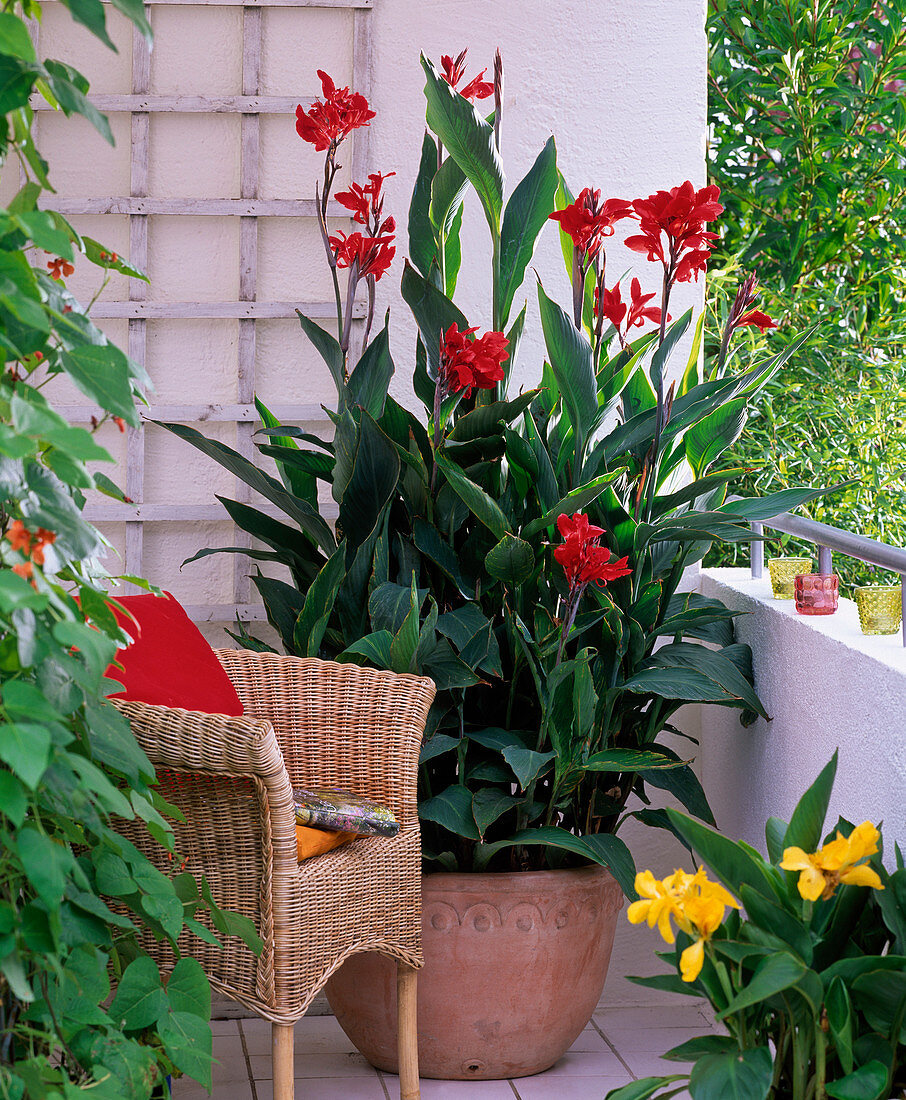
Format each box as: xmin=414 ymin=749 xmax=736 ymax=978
xmin=423 ymin=863 xmax=621 ymax=889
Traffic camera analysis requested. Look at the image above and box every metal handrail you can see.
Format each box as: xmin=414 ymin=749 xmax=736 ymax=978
xmin=740 ymin=504 xmax=906 ymax=646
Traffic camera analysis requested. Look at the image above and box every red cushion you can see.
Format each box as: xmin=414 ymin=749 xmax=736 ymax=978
xmin=105 ymin=592 xmax=244 ymax=716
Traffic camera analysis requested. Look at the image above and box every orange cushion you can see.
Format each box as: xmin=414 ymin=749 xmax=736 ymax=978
xmin=296 ymin=826 xmax=356 ymax=862
xmin=105 ymin=592 xmax=244 ymax=716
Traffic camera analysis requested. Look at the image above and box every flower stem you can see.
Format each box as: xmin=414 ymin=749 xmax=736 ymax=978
xmin=814 ymin=1020 xmax=827 ymax=1100
xmin=340 ymin=261 xmax=359 ymax=360
xmin=363 ymin=275 xmax=376 ymax=349
xmin=430 ymin=367 xmax=443 ymax=494
xmin=493 ymin=50 xmax=503 ymax=152
xmin=85 ymin=268 xmax=111 ymax=313
xmin=592 ymin=257 xmax=606 ymax=352
xmin=324 ymin=158 xmax=343 ymax=342
xmin=492 ymin=233 xmax=502 ymax=333
xmin=571 ymin=246 xmax=584 ymax=329
xmin=315 ymin=174 xmax=344 ymax=345
xmin=643 ymin=261 xmax=674 ymax=522
xmin=716 ymin=308 xmax=735 ymax=376
xmin=331 ymin=268 xmax=344 ymax=347
xmin=557 ymin=586 xmax=583 ymax=664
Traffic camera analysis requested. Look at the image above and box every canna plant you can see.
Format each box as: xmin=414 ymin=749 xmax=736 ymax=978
xmin=167 ymin=49 xmax=837 ymax=896
xmin=607 ymin=753 xmax=906 ymax=1100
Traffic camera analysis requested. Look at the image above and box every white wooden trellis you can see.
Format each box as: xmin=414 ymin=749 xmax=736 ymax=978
xmin=43 ymin=0 xmax=374 ymax=622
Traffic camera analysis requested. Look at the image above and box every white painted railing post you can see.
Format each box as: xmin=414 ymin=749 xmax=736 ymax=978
xmin=750 ymin=521 xmax=764 ymax=579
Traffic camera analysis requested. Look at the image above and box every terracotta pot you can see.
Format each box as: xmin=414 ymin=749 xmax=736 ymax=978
xmin=325 ymin=864 xmax=623 ymax=1080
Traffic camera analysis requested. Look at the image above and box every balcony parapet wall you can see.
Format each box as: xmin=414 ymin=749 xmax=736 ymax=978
xmin=699 ymin=568 xmax=906 ymax=852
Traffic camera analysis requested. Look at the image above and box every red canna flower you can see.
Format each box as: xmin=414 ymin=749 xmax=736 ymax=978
xmin=113 ymin=416 xmax=127 ymax=433
xmin=439 ymin=322 xmax=509 ymax=398
xmin=595 ymin=277 xmax=667 ymax=332
xmin=295 ymin=70 xmax=375 ymax=152
xmin=554 ymin=511 xmax=632 ymax=590
xmin=737 ymin=309 xmax=777 ymax=333
xmin=329 ymin=230 xmax=396 ymax=281
xmin=12 ymin=562 xmax=33 ymax=579
xmin=715 ymin=273 xmax=778 ymax=372
xmin=549 ymin=188 xmax=633 ymax=261
xmin=460 ymin=71 xmax=495 ymax=101
xmin=336 ymin=182 xmax=370 ymax=224
xmin=335 ymin=171 xmax=396 ymax=227
xmin=625 ymin=181 xmax=723 ymax=283
xmin=440 ymin=49 xmax=494 ymax=101
xmin=47 ymin=257 xmax=74 ymax=280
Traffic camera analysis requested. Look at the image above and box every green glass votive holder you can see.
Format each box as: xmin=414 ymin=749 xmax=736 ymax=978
xmin=854 ymin=585 xmax=903 ymax=636
xmin=768 ymin=557 xmax=814 ymax=599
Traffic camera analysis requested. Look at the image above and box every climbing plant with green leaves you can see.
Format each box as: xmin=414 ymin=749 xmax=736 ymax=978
xmin=0 ymin=3 xmax=258 ymax=1097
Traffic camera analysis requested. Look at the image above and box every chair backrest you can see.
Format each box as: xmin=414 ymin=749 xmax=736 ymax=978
xmin=215 ymin=650 xmax=436 ymax=827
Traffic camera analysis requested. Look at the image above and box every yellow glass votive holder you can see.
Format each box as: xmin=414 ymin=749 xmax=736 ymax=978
xmin=854 ymin=585 xmax=903 ymax=636
xmin=768 ymin=557 xmax=814 ymax=599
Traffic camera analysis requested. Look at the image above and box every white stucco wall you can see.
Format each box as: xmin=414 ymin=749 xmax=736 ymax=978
xmin=699 ymin=568 xmax=906 ymax=852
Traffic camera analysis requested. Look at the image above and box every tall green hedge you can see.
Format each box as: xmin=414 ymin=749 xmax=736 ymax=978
xmin=707 ymin=0 xmax=906 ymax=584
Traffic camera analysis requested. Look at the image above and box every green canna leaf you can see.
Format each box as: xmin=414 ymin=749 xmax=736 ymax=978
xmin=293 ymin=542 xmax=346 ymax=658
xmin=421 ymin=53 xmax=504 ymax=236
xmin=497 ymin=136 xmax=558 ymax=327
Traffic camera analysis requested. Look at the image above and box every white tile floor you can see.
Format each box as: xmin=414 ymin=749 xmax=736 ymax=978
xmin=173 ymin=1004 xmax=717 ymax=1099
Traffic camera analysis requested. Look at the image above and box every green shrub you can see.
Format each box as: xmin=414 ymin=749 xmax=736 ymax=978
xmin=707 ymin=0 xmax=906 ymax=586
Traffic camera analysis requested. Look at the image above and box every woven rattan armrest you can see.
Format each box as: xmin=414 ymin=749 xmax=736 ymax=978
xmin=214 ymin=650 xmax=436 ymax=826
xmin=111 ymin=698 xmax=298 ymax=876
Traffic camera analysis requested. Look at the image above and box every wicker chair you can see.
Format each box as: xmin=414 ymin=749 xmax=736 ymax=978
xmin=113 ymin=649 xmax=435 ymax=1100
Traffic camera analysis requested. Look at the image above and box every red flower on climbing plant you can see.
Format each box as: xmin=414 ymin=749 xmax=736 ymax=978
xmin=47 ymin=257 xmax=74 ymax=280
xmin=5 ymin=520 xmax=30 ymax=554
xmin=625 ymin=181 xmax=723 ymax=283
xmin=5 ymin=520 xmax=56 ymax=574
xmin=328 ymin=229 xmax=396 ymax=281
xmin=295 ymin=70 xmax=375 ymax=152
xmin=554 ymin=512 xmax=632 ymax=591
xmin=439 ymin=323 xmax=509 ymax=398
xmin=549 ymin=188 xmax=633 ymax=260
xmin=440 ymin=49 xmax=494 ymax=101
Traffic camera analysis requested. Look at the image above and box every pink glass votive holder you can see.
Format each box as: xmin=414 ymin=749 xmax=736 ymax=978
xmin=794 ymin=573 xmax=839 ymax=616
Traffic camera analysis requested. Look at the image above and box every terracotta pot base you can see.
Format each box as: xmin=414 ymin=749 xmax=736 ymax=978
xmin=325 ymin=864 xmax=623 ymax=1080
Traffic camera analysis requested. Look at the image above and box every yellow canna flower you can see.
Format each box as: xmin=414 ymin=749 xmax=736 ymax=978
xmin=681 ymin=888 xmax=730 ymax=939
xmin=680 ymin=938 xmax=705 ymax=983
xmin=627 ymin=868 xmax=694 ymax=944
xmin=780 ymin=821 xmax=884 ymax=902
xmin=628 ymin=866 xmax=740 ymax=983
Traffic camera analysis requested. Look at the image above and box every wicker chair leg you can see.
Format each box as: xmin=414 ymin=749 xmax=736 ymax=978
xmin=397 ymin=962 xmax=419 ymax=1100
xmin=272 ymin=1022 xmax=294 ymax=1100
